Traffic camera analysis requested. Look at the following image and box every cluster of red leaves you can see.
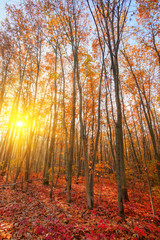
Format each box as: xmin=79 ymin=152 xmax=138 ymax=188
xmin=0 ymin=177 xmax=160 ymax=239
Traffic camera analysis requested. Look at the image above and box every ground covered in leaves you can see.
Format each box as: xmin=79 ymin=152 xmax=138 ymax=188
xmin=0 ymin=176 xmax=160 ymax=240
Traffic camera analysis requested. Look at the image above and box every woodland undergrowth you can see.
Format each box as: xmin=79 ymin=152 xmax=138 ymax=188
xmin=0 ymin=176 xmax=160 ymax=240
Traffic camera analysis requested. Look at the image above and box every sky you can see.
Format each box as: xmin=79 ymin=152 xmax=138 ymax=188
xmin=0 ymin=0 xmax=137 ymax=28
xmin=0 ymin=0 xmax=21 ymax=22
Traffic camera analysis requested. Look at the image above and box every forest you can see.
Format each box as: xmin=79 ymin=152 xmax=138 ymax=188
xmin=0 ymin=0 xmax=160 ymax=239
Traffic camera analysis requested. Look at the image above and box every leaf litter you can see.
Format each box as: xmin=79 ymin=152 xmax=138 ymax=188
xmin=0 ymin=177 xmax=160 ymax=239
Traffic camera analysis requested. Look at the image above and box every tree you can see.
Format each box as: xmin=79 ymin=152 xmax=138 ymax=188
xmin=122 ymin=44 xmax=160 ymax=182
xmin=136 ymin=0 xmax=160 ymax=66
xmin=87 ymin=0 xmax=131 ymax=217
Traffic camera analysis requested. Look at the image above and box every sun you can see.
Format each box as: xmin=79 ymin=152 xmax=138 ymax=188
xmin=16 ymin=120 xmax=25 ymax=128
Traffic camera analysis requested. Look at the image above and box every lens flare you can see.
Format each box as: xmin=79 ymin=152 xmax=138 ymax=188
xmin=16 ymin=120 xmax=24 ymax=128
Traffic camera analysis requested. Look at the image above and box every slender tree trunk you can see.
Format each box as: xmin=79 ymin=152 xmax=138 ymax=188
xmin=50 ymin=46 xmax=58 ymax=199
xmin=43 ymin=123 xmax=51 ymax=185
xmin=123 ymin=50 xmax=160 ymax=182
xmin=89 ymin=63 xmax=103 ymax=208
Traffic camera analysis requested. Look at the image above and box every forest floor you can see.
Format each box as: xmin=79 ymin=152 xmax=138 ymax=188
xmin=0 ymin=176 xmax=160 ymax=240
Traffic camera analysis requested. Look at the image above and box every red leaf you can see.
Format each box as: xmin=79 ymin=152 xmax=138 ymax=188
xmin=36 ymin=226 xmax=45 ymax=235
xmin=134 ymin=226 xmax=146 ymax=236
xmin=46 ymin=235 xmax=52 ymax=240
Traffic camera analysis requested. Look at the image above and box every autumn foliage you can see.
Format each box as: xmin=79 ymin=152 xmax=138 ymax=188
xmin=0 ymin=176 xmax=160 ymax=239
xmin=0 ymin=0 xmax=160 ymax=239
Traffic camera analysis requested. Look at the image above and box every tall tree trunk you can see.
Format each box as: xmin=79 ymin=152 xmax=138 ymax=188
xmin=122 ymin=50 xmax=160 ymax=182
